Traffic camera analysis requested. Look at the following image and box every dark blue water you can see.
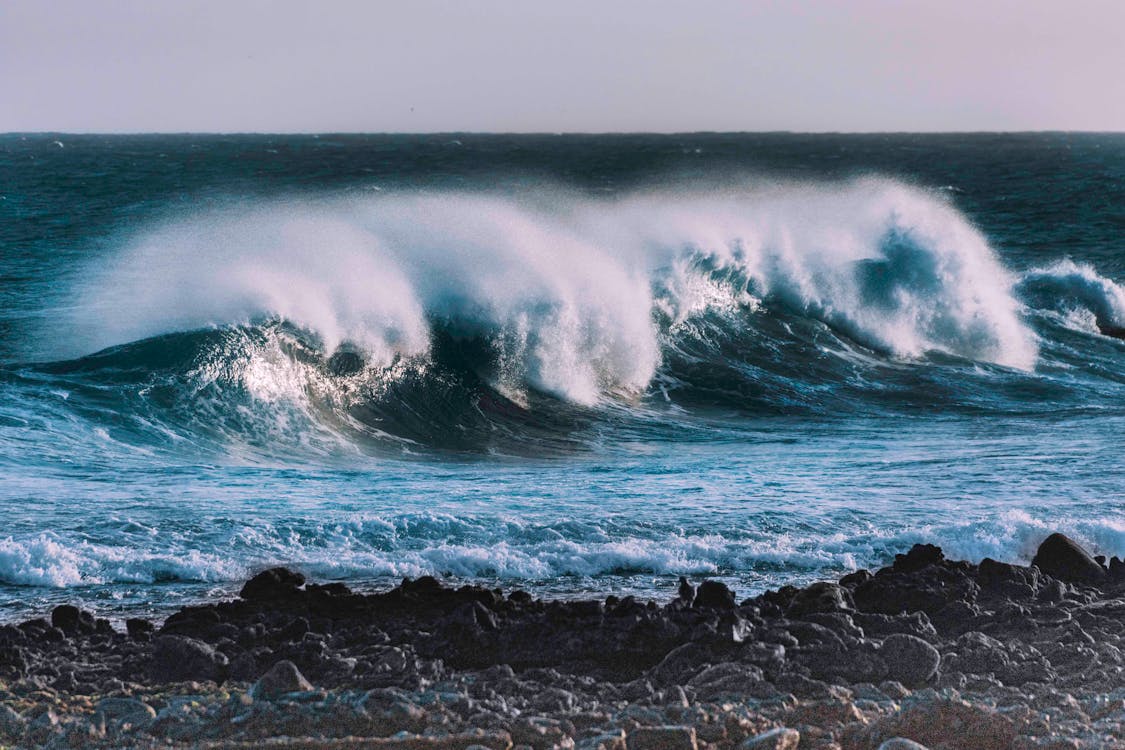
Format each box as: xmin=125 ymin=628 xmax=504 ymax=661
xmin=1 ymin=133 xmax=1124 ymax=621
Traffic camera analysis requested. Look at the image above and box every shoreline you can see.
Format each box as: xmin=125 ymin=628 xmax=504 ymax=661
xmin=1 ymin=533 xmax=1124 ymax=748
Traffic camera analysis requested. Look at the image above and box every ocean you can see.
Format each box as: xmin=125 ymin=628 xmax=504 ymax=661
xmin=1 ymin=132 xmax=1123 ymax=622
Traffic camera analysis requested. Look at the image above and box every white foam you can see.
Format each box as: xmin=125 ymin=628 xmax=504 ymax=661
xmin=4 ymin=510 xmax=1124 ymax=594
xmin=64 ymin=179 xmax=1039 ymax=408
xmin=0 ymin=533 xmax=242 ymax=588
xmin=1019 ymin=259 xmax=1125 ymax=332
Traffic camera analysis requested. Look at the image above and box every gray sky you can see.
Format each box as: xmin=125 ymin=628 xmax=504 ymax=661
xmin=2 ymin=0 xmax=1124 ymax=133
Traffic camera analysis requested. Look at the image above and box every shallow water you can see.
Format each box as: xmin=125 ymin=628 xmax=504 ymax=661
xmin=1 ymin=132 xmax=1123 ymax=620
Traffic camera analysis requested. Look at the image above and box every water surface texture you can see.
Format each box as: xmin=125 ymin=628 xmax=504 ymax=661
xmin=2 ymin=133 xmax=1123 ymax=620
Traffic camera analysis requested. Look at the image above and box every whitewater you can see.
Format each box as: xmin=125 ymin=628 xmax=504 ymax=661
xmin=1 ymin=132 xmax=1123 ymax=620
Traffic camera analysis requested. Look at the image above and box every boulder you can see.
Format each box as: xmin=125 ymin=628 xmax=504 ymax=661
xmin=854 ymin=567 xmax=978 ymax=616
xmin=239 ymin=567 xmax=306 ymax=600
xmin=50 ymin=605 xmax=94 ymax=635
xmin=1031 ymin=533 xmax=1105 ymax=584
xmin=151 ymin=635 xmax=228 ymax=683
xmin=893 ymin=544 xmax=944 ymax=573
xmin=250 ymin=659 xmax=314 ymax=699
xmin=786 ymin=582 xmax=854 ymax=617
xmin=693 ymin=580 xmax=736 ymax=610
xmin=125 ymin=618 xmax=154 ymax=640
xmin=880 ymin=634 xmax=940 ymax=687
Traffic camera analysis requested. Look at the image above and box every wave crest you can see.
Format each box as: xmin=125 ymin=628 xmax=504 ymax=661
xmin=63 ymin=179 xmax=1037 ymax=410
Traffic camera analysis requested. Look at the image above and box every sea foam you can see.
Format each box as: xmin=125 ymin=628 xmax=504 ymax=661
xmin=64 ymin=179 xmax=1037 ymax=408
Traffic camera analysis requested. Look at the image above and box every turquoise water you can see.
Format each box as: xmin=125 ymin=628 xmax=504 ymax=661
xmin=1 ymin=133 xmax=1123 ymax=620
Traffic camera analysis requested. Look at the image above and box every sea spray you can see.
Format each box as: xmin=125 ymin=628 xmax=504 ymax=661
xmin=66 ymin=178 xmax=1036 ymax=409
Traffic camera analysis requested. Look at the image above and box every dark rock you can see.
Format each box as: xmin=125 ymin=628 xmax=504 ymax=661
xmin=977 ymin=557 xmax=1040 ymax=590
xmin=854 ymin=566 xmax=978 ymax=616
xmin=879 ymin=634 xmax=940 ymax=687
xmin=648 ymin=642 xmax=711 ymax=685
xmin=125 ymin=618 xmax=154 ymax=641
xmin=786 ymin=582 xmax=854 ymax=617
xmin=929 ymin=600 xmax=982 ymax=636
xmin=400 ymin=575 xmax=443 ymax=596
xmin=687 ymin=662 xmax=765 ymax=699
xmin=1031 ymin=533 xmax=1106 ymax=584
xmin=802 ymin=611 xmax=864 ymax=640
xmin=757 ymin=585 xmax=799 ymax=611
xmin=892 ymin=544 xmax=944 ymax=573
xmin=839 ymin=569 xmax=872 ymax=587
xmin=50 ymin=605 xmax=95 ymax=635
xmin=852 ymin=611 xmax=936 ymax=639
xmin=277 ymin=617 xmax=310 ymax=642
xmin=801 ymin=642 xmax=886 ymax=684
xmin=942 ymin=631 xmax=1009 ymax=676
xmin=0 ymin=645 xmax=27 ymax=677
xmin=239 ymin=567 xmax=306 ymax=600
xmin=161 ymin=606 xmax=221 ymax=637
xmin=677 ymin=577 xmax=695 ymax=606
xmin=693 ymin=580 xmax=736 ymax=609
xmin=250 ymin=659 xmax=314 ymax=699
xmin=306 ymin=582 xmax=351 ymax=597
xmin=151 ymin=635 xmax=228 ymax=683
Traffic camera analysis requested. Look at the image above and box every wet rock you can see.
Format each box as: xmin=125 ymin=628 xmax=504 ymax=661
xmin=693 ymin=580 xmax=736 ymax=609
xmin=839 ymin=569 xmax=872 ymax=587
xmin=786 ymin=582 xmax=854 ymax=617
xmin=677 ymin=577 xmax=695 ymax=606
xmin=250 ymin=659 xmax=314 ymax=699
xmin=893 ymin=544 xmax=944 ymax=573
xmin=1031 ymin=533 xmax=1106 ymax=584
xmin=151 ymin=635 xmax=228 ymax=683
xmin=739 ymin=727 xmax=799 ymax=749
xmin=50 ymin=605 xmax=94 ymax=635
xmin=880 ymin=634 xmax=940 ymax=687
xmin=854 ymin=567 xmax=978 ymax=616
xmin=626 ymin=725 xmax=697 ymax=750
xmin=978 ymin=558 xmax=1040 ymax=591
xmin=125 ymin=617 xmax=154 ymax=640
xmin=240 ymin=567 xmax=306 ymax=600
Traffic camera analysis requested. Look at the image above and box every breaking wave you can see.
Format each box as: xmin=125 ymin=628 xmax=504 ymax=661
xmin=6 ymin=177 xmax=1123 ymax=456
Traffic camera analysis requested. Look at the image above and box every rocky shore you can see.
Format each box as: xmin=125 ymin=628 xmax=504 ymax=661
xmin=2 ymin=532 xmax=1125 ymax=749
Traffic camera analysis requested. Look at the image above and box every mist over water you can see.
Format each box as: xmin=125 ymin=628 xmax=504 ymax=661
xmin=1 ymin=132 xmax=1124 ymax=620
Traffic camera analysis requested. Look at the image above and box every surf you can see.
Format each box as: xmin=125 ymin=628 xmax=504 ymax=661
xmin=64 ymin=177 xmax=1036 ymax=378
xmin=6 ymin=174 xmax=1121 ymax=458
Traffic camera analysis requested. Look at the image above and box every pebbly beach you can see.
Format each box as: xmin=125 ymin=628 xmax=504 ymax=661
xmin=0 ymin=533 xmax=1123 ymax=749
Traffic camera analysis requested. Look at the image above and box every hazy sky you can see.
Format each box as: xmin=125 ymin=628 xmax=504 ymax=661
xmin=3 ymin=0 xmax=1124 ymax=133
